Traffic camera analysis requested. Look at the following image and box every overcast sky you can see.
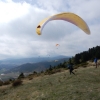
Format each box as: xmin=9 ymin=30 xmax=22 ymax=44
xmin=0 ymin=0 xmax=100 ymax=60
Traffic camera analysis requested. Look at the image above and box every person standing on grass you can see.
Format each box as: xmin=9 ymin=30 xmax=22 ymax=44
xmin=67 ymin=63 xmax=75 ymax=75
xmin=94 ymin=57 xmax=98 ymax=68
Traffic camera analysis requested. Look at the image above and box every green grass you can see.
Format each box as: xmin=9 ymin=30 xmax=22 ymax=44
xmin=0 ymin=66 xmax=100 ymax=100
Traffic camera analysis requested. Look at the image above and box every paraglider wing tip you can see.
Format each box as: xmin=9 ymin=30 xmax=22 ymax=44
xmin=36 ymin=25 xmax=41 ymax=35
xmin=88 ymin=32 xmax=91 ymax=35
xmin=36 ymin=30 xmax=41 ymax=35
xmin=86 ymin=30 xmax=91 ymax=35
xmin=37 ymin=32 xmax=41 ymax=35
xmin=37 ymin=25 xmax=41 ymax=28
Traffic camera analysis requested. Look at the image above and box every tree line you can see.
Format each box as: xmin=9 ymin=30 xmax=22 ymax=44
xmin=73 ymin=45 xmax=100 ymax=64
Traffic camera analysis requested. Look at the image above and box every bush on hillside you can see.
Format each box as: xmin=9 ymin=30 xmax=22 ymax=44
xmin=9 ymin=78 xmax=15 ymax=82
xmin=3 ymin=81 xmax=10 ymax=85
xmin=29 ymin=77 xmax=33 ymax=80
xmin=18 ymin=72 xmax=25 ymax=79
xmin=0 ymin=80 xmax=3 ymax=86
xmin=33 ymin=71 xmax=37 ymax=75
xmin=12 ymin=79 xmax=23 ymax=87
xmin=44 ymin=68 xmax=62 ymax=75
xmin=80 ymin=62 xmax=88 ymax=68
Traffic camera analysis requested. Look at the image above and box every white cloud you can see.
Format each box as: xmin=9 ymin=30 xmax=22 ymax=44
xmin=0 ymin=1 xmax=30 ymax=23
xmin=0 ymin=0 xmax=100 ymax=59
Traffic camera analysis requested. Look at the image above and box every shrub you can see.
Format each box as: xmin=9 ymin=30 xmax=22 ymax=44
xmin=29 ymin=77 xmax=33 ymax=80
xmin=33 ymin=71 xmax=37 ymax=75
xmin=0 ymin=80 xmax=3 ymax=86
xmin=9 ymin=78 xmax=15 ymax=82
xmin=18 ymin=72 xmax=25 ymax=79
xmin=44 ymin=69 xmax=62 ymax=75
xmin=12 ymin=79 xmax=22 ymax=87
xmin=74 ymin=65 xmax=79 ymax=69
xmin=3 ymin=81 xmax=10 ymax=85
xmin=80 ymin=62 xmax=88 ymax=68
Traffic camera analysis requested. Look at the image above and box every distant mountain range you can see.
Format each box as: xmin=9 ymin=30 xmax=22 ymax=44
xmin=4 ymin=58 xmax=69 ymax=73
xmin=0 ymin=55 xmax=70 ymax=73
xmin=0 ymin=55 xmax=69 ymax=65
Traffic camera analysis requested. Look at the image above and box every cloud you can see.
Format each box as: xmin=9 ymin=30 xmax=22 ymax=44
xmin=0 ymin=0 xmax=100 ymax=59
xmin=0 ymin=0 xmax=30 ymax=23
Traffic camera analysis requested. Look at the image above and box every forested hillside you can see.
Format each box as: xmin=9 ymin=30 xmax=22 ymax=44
xmin=71 ymin=46 xmax=100 ymax=64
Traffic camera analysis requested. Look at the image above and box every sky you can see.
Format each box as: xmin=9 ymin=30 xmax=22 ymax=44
xmin=0 ymin=0 xmax=100 ymax=60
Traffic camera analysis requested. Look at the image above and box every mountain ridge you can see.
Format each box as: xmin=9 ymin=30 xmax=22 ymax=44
xmin=4 ymin=57 xmax=69 ymax=73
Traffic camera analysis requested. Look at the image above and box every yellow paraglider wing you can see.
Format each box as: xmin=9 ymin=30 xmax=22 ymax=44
xmin=36 ymin=12 xmax=90 ymax=35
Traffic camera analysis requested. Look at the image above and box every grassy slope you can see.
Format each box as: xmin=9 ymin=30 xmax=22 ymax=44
xmin=0 ymin=65 xmax=100 ymax=100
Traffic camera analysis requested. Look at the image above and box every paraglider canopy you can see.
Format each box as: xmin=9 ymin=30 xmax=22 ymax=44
xmin=36 ymin=12 xmax=90 ymax=35
xmin=56 ymin=44 xmax=60 ymax=46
